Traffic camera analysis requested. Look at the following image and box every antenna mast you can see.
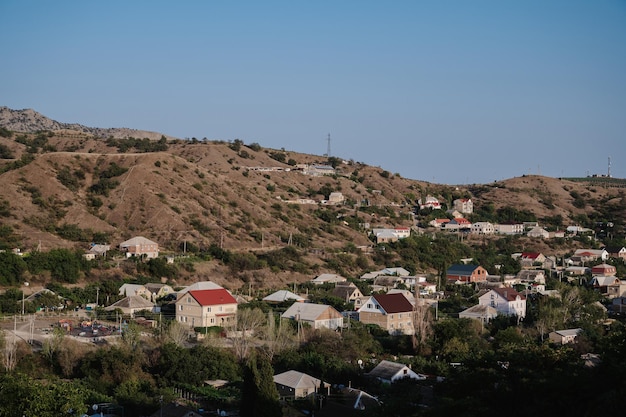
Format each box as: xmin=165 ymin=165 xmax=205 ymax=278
xmin=608 ymin=156 xmax=611 ymax=178
xmin=326 ymin=133 xmax=331 ymax=158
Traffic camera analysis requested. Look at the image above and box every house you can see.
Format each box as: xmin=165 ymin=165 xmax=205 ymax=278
xmin=415 ymin=281 xmax=437 ymax=295
xmin=453 ymin=198 xmax=473 ymax=214
xmin=589 ymin=276 xmax=622 ymax=296
xmin=446 ymin=264 xmax=488 ymax=284
xmin=119 ymin=283 xmax=150 ymax=298
xmin=605 ymin=246 xmax=626 ymax=261
xmin=263 ymin=290 xmax=305 ymax=303
xmin=144 ymin=283 xmax=175 ymax=301
xmin=419 ymin=196 xmax=441 ymax=210
xmin=591 ymin=263 xmax=616 ymax=276
xmin=104 ymin=295 xmax=155 ymax=318
xmin=360 ymin=267 xmax=410 ymax=281
xmin=549 ymin=328 xmax=583 ymax=345
xmin=471 ymin=222 xmax=495 ymax=235
xmin=516 ymin=270 xmax=546 ymax=285
xmin=302 ymin=164 xmax=336 ymax=176
xmin=175 ymin=288 xmax=238 ymax=328
xmin=89 ymin=243 xmax=111 ymax=257
xmin=527 ymin=227 xmax=550 ymax=239
xmin=371 ymin=228 xmax=411 ymax=243
xmin=429 ymin=218 xmax=451 ymax=229
xmin=328 ymin=192 xmax=345 ymax=205
xmin=518 ymin=252 xmax=547 ymax=268
xmin=478 ymin=287 xmax=526 ymax=319
xmin=311 ymin=273 xmax=347 ymax=285
xmin=572 ymin=249 xmax=609 ymax=263
xmin=607 ymin=280 xmax=626 ymax=298
xmin=372 ymin=229 xmax=399 ymax=243
xmin=459 ymin=304 xmax=498 ymax=324
xmin=119 ymin=236 xmax=159 ymax=259
xmin=495 ymin=222 xmax=524 ymax=235
xmin=273 ymin=370 xmax=329 ymax=399
xmin=177 ymin=280 xmax=224 ymax=295
xmin=330 ymin=386 xmax=381 ymax=412
xmin=281 ymin=302 xmax=344 ymax=330
xmin=444 ymin=218 xmax=472 ymax=232
xmin=331 ymin=283 xmax=364 ymax=304
xmin=366 ymin=360 xmax=426 ymax=384
xmin=357 ymin=293 xmax=415 ymax=335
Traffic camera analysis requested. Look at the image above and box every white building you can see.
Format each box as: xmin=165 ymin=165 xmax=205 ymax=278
xmin=471 ymin=222 xmax=495 ymax=235
xmin=478 ymin=287 xmax=526 ymax=319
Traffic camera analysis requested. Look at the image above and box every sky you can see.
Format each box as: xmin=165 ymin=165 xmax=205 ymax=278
xmin=1 ymin=1 xmax=625 ymax=184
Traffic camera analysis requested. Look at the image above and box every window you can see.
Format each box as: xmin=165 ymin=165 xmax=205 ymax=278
xmin=179 ymin=305 xmax=183 ymax=311
xmin=207 ymin=307 xmax=212 ymax=312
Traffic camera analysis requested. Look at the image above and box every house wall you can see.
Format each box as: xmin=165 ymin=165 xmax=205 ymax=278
xmin=176 ymin=295 xmax=237 ymax=328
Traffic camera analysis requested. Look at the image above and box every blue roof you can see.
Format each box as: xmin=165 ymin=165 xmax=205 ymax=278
xmin=447 ymin=264 xmax=480 ymax=276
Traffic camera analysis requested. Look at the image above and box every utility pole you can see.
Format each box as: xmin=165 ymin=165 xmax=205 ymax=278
xmin=326 ymin=133 xmax=331 ymax=158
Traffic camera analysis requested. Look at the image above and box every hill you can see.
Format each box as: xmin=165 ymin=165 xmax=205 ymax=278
xmin=1 ymin=107 xmax=625 ymax=290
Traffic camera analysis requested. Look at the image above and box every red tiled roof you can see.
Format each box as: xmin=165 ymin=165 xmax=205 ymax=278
xmin=373 ymin=293 xmax=414 ymax=314
xmin=521 ymin=252 xmax=541 ymax=259
xmin=189 ymin=289 xmax=237 ymax=306
xmin=454 ymin=218 xmax=471 ymax=224
xmin=492 ymin=287 xmax=525 ymax=301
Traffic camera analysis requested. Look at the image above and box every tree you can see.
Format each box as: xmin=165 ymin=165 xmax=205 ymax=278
xmin=0 ymin=330 xmax=18 ymax=372
xmin=240 ymin=352 xmax=282 ymax=417
xmin=412 ymin=299 xmax=433 ymax=355
xmin=231 ymin=307 xmax=266 ymax=361
xmin=260 ymin=310 xmax=296 ymax=361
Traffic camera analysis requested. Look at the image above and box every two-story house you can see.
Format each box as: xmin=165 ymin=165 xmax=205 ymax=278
xmin=357 ymin=293 xmax=415 ymax=335
xmin=175 ymin=288 xmax=238 ymax=328
xmin=446 ymin=264 xmax=488 ymax=284
xmin=478 ymin=287 xmax=526 ymax=319
xmin=453 ymin=198 xmax=473 ymax=214
xmin=119 ymin=236 xmax=159 ymax=259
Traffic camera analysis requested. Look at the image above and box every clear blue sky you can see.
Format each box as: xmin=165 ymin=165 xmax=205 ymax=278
xmin=2 ymin=1 xmax=625 ymax=184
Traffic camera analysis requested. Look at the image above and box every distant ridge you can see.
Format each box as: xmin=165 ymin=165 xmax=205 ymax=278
xmin=0 ymin=106 xmax=177 ymax=141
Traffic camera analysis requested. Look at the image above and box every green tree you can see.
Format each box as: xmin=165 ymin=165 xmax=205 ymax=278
xmin=240 ymin=352 xmax=282 ymax=417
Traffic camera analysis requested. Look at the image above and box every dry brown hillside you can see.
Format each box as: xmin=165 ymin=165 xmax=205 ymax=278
xmin=1 ymin=108 xmax=625 ymax=290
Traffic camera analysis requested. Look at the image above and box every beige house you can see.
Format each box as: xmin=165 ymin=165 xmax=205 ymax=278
xmin=358 ymin=293 xmax=415 ymax=335
xmin=104 ymin=295 xmax=155 ymax=318
xmin=495 ymin=222 xmax=524 ymax=235
xmin=527 ymin=227 xmax=550 ymax=239
xmin=175 ymin=288 xmax=238 ymax=328
xmin=332 ymin=283 xmax=364 ymax=304
xmin=281 ymin=302 xmax=344 ymax=330
xmin=549 ymin=328 xmax=582 ymax=345
xmin=274 ymin=370 xmax=329 ymax=400
xmin=144 ymin=283 xmax=175 ymax=301
xmin=119 ymin=236 xmax=159 ymax=259
xmin=471 ymin=222 xmax=495 ymax=235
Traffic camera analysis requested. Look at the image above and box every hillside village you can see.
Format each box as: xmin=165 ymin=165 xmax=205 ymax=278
xmin=0 ymin=109 xmax=625 ymax=416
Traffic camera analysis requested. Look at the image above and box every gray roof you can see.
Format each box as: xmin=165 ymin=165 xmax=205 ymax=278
xmin=105 ymin=295 xmax=154 ymax=311
xmin=273 ymin=370 xmax=324 ymax=390
xmin=263 ymin=290 xmax=305 ymax=303
xmin=281 ymin=302 xmax=339 ymax=322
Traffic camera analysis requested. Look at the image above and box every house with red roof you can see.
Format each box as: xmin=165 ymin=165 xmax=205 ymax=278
xmin=518 ymin=252 xmax=547 ymax=268
xmin=591 ymin=263 xmax=616 ymax=276
xmin=357 ymin=293 xmax=415 ymax=335
xmin=478 ymin=287 xmax=526 ymax=319
xmin=453 ymin=198 xmax=473 ymax=214
xmin=175 ymin=288 xmax=238 ymax=328
xmin=444 ymin=218 xmax=472 ymax=232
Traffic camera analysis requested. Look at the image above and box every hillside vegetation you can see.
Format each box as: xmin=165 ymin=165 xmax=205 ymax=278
xmin=1 ymin=108 xmax=625 ymax=291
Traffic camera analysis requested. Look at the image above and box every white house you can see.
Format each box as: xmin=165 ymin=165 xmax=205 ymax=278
xmin=527 ymin=227 xmax=550 ymax=239
xmin=471 ymin=222 xmax=495 ymax=235
xmin=478 ymin=287 xmax=526 ymax=319
xmin=453 ymin=198 xmax=473 ymax=214
xmin=495 ymin=222 xmax=524 ymax=235
xmin=419 ymin=196 xmax=441 ymax=210
xmin=311 ymin=273 xmax=347 ymax=285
